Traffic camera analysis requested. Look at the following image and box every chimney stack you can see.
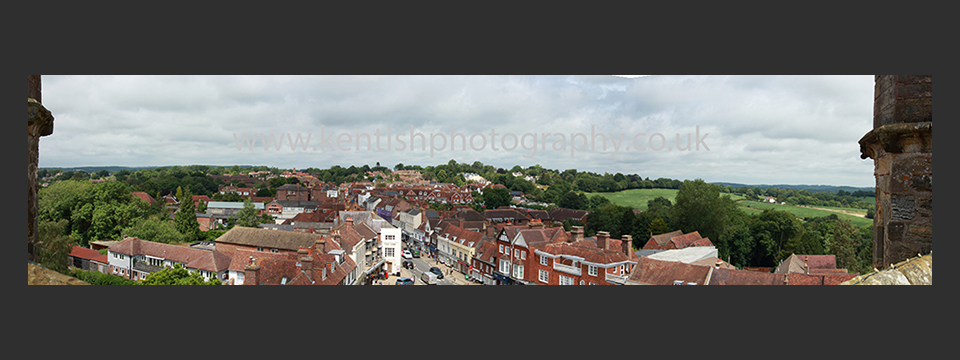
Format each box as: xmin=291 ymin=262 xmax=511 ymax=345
xmin=346 ymin=217 xmax=354 ymax=227
xmin=316 ymin=237 xmax=326 ymax=253
xmin=571 ymin=226 xmax=584 ymax=243
xmin=299 ymin=247 xmax=313 ymax=282
xmin=529 ymin=219 xmax=543 ymax=228
xmin=621 ymin=235 xmax=632 ymax=256
xmin=243 ymin=258 xmax=260 ymax=285
xmin=596 ymin=231 xmax=610 ymax=250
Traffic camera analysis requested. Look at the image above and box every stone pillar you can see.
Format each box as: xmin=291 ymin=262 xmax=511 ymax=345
xmin=27 ymin=75 xmax=54 ymax=262
xmin=859 ymin=75 xmax=932 ymax=269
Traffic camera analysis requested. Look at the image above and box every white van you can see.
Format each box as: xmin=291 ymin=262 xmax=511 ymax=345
xmin=420 ymin=271 xmax=438 ymax=285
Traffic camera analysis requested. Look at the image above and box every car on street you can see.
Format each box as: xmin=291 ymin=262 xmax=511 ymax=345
xmin=412 ymin=249 xmax=420 ymax=258
xmin=396 ymin=277 xmax=414 ymax=285
xmin=429 ymin=267 xmax=444 ymax=279
xmin=403 ymin=260 xmax=415 ymax=270
xmin=403 ymin=250 xmax=413 ymax=259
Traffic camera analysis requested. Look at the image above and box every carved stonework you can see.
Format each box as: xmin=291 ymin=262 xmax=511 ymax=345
xmin=860 ymin=75 xmax=933 ymax=270
xmin=27 ymin=97 xmax=55 ymax=262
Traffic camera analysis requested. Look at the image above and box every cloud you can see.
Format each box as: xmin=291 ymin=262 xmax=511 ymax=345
xmin=38 ymin=75 xmax=876 ymax=187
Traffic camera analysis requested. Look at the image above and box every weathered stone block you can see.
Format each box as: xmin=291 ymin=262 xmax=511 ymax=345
xmin=889 ymin=195 xmax=915 ymax=221
xmin=897 ymin=254 xmax=932 ymax=285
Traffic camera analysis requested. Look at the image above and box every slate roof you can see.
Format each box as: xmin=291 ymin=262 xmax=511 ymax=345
xmin=547 ymin=208 xmax=589 ymax=222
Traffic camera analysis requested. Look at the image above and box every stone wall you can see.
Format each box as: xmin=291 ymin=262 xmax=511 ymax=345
xmin=859 ymin=75 xmax=933 ymax=269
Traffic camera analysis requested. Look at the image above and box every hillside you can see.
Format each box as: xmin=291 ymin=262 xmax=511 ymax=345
xmin=712 ymin=182 xmax=874 ymax=194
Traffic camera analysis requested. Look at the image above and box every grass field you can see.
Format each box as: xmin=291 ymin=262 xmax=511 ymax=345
xmin=585 ymin=189 xmax=743 ymax=211
xmin=584 ymin=189 xmax=870 ymax=227
xmin=738 ymin=201 xmax=873 ymax=227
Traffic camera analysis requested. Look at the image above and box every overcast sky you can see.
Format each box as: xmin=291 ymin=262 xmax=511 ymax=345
xmin=38 ymin=75 xmax=877 ymax=187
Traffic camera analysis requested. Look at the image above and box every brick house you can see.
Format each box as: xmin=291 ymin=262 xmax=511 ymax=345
xmin=488 ymin=220 xmax=569 ymax=285
xmin=276 ymin=183 xmax=311 ymax=201
xmin=532 ymin=228 xmax=639 ymax=285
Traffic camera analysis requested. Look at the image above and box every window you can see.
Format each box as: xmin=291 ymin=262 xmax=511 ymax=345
xmin=499 ymin=244 xmax=504 ymax=253
xmin=580 ymin=280 xmax=585 ymax=285
xmin=514 ymin=264 xmax=524 ymax=279
xmin=257 ymin=247 xmax=264 ymax=252
xmin=385 ymin=247 xmax=395 ymax=258
xmin=500 ymin=259 xmax=511 ymax=274
xmin=540 ymin=255 xmax=548 ymax=266
xmin=385 ymin=235 xmax=395 ymax=241
xmin=539 ymin=269 xmax=548 ymax=283
xmin=514 ymin=249 xmax=519 ymax=258
xmin=588 ymin=265 xmax=598 ymax=276
xmin=559 ymin=275 xmax=574 ymax=285
xmin=521 ymin=251 xmax=526 ymax=260
xmin=271 ymin=249 xmax=279 ymax=253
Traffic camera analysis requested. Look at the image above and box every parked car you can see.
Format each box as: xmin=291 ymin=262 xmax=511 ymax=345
xmin=403 ymin=250 xmax=413 ymax=259
xmin=403 ymin=260 xmax=415 ymax=270
xmin=429 ymin=267 xmax=444 ymax=279
xmin=396 ymin=277 xmax=414 ymax=285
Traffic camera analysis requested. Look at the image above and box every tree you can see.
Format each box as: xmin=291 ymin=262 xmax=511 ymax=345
xmin=139 ymin=263 xmax=222 ymax=285
xmin=234 ymin=198 xmax=262 ymax=228
xmin=174 ymin=188 xmax=201 ymax=242
xmin=830 ymin=219 xmax=859 ymax=272
xmin=672 ymin=179 xmax=739 ymax=243
xmin=558 ymin=191 xmax=586 ymax=210
xmin=648 ymin=218 xmax=670 ymax=236
xmin=122 ymin=217 xmax=188 ymax=244
xmin=482 ymin=186 xmax=511 ymax=209
xmin=750 ymin=209 xmax=804 ymax=266
xmin=37 ymin=219 xmax=76 ymax=273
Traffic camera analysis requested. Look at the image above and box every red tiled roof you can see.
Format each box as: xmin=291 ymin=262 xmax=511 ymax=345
xmin=707 ymin=267 xmax=786 ymax=285
xmin=667 ymin=231 xmax=702 ymax=249
xmin=132 ymin=191 xmax=158 ymax=205
xmin=229 ymin=249 xmax=298 ymax=272
xmin=627 ymin=257 xmax=711 ymax=285
xmin=109 ymin=237 xmax=232 ymax=272
xmin=69 ymin=246 xmax=102 ymax=260
xmin=644 ymin=230 xmax=683 ymax=249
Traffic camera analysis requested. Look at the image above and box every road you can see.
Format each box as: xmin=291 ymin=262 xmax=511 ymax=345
xmin=405 ymin=254 xmax=460 ymax=285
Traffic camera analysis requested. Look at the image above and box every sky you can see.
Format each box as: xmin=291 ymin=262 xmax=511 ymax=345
xmin=38 ymin=75 xmax=877 ymax=188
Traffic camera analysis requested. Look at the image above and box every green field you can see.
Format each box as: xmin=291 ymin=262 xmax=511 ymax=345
xmin=738 ymin=201 xmax=873 ymax=227
xmin=585 ymin=189 xmax=743 ymax=211
xmin=585 ymin=189 xmax=678 ymax=210
xmin=585 ymin=189 xmax=871 ymax=227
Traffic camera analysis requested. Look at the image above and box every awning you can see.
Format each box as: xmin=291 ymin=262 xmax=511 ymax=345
xmin=493 ymin=273 xmax=511 ymax=283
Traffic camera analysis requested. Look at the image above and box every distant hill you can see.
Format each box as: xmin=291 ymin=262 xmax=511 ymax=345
xmin=39 ymin=166 xmax=158 ymax=173
xmin=712 ymin=182 xmax=874 ymax=194
xmin=39 ymin=165 xmax=262 ymax=173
